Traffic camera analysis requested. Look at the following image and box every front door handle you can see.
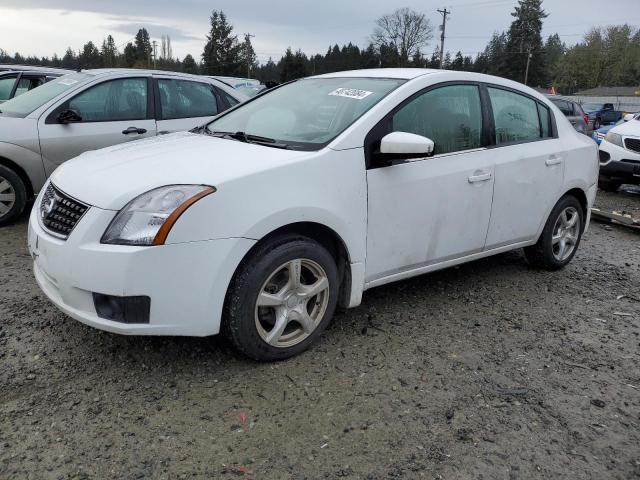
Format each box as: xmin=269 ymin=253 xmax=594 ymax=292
xmin=468 ymin=172 xmax=492 ymax=183
xmin=122 ymin=126 xmax=147 ymax=135
xmin=545 ymin=155 xmax=562 ymax=166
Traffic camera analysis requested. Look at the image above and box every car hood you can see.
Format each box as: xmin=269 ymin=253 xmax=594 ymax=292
xmin=610 ymin=120 xmax=640 ymax=137
xmin=51 ymin=131 xmax=313 ymax=210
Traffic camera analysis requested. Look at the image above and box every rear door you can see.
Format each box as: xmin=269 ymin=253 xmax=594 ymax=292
xmin=38 ymin=76 xmax=156 ymax=172
xmin=154 ymin=77 xmax=224 ymax=134
xmin=484 ymin=87 xmax=564 ymax=248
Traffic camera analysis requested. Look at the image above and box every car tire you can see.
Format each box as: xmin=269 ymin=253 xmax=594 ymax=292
xmin=598 ymin=177 xmax=622 ymax=192
xmin=0 ymin=165 xmax=28 ymax=227
xmin=524 ymin=195 xmax=584 ymax=271
xmin=222 ymin=234 xmax=339 ymax=361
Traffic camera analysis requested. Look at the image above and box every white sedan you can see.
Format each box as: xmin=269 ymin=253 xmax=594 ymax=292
xmin=28 ymin=69 xmax=598 ymax=361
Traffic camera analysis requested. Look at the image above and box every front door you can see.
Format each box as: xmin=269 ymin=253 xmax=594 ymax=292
xmin=38 ymin=76 xmax=156 ymax=175
xmin=365 ymin=84 xmax=495 ymax=283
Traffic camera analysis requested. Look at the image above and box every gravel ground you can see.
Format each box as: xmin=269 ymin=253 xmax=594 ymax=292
xmin=1 ymin=188 xmax=639 ymax=480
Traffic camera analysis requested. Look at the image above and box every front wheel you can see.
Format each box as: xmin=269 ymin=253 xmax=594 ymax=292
xmin=0 ymin=165 xmax=28 ymax=227
xmin=524 ymin=195 xmax=584 ymax=270
xmin=223 ymin=235 xmax=339 ymax=361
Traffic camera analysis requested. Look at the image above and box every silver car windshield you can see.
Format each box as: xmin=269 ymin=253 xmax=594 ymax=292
xmin=206 ymin=77 xmax=406 ymax=150
xmin=0 ymin=72 xmax=90 ymax=117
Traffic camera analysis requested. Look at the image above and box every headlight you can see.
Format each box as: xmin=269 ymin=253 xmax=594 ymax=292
xmin=101 ymin=185 xmax=215 ymax=246
xmin=604 ymin=132 xmax=624 ymax=148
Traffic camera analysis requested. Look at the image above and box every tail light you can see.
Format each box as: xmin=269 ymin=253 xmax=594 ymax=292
xmin=584 ymin=114 xmax=589 ymax=125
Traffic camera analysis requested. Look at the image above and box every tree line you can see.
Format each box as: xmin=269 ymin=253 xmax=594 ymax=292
xmin=1 ymin=0 xmax=639 ymax=94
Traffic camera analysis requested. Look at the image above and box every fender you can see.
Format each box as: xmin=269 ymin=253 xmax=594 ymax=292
xmin=0 ymin=142 xmax=47 ymax=196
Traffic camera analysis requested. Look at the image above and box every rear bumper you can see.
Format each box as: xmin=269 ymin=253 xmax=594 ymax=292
xmin=28 ymin=204 xmax=256 ymax=336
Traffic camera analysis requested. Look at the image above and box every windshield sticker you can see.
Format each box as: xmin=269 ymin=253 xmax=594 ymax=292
xmin=329 ymin=88 xmax=374 ymax=100
xmin=58 ymin=79 xmax=78 ymax=86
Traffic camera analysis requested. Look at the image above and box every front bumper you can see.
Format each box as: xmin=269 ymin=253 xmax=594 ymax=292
xmin=28 ymin=204 xmax=256 ymax=336
xmin=598 ymin=140 xmax=640 ymax=184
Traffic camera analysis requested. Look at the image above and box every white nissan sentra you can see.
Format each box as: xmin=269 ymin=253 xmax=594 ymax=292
xmin=28 ymin=69 xmax=598 ymax=361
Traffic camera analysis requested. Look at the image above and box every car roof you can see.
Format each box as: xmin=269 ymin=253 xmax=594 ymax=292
xmin=311 ymin=68 xmax=439 ymax=80
xmin=0 ymin=64 xmax=73 ymax=74
xmin=0 ymin=69 xmax=66 ymax=77
xmin=82 ymin=68 xmax=213 ymax=80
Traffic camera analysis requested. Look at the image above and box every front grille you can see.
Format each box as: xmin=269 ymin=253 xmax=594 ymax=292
xmin=40 ymin=183 xmax=89 ymax=239
xmin=624 ymin=137 xmax=640 ymax=153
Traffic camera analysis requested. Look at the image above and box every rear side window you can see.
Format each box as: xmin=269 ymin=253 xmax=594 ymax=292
xmin=158 ymin=79 xmax=219 ymax=119
xmin=392 ymin=84 xmax=483 ymax=155
xmin=0 ymin=76 xmax=17 ymax=101
xmin=553 ymin=100 xmax=573 ymax=116
xmin=68 ymin=78 xmax=148 ymax=122
xmin=488 ymin=87 xmax=541 ymax=144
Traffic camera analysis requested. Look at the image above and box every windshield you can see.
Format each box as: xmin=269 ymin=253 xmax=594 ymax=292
xmin=582 ymin=103 xmax=603 ymax=112
xmin=206 ymin=77 xmax=406 ymax=150
xmin=0 ymin=72 xmax=90 ymax=117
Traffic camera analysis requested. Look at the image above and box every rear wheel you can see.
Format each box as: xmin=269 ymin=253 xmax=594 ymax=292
xmin=223 ymin=235 xmax=339 ymax=361
xmin=0 ymin=165 xmax=27 ymax=227
xmin=598 ymin=177 xmax=622 ymax=192
xmin=524 ymin=195 xmax=584 ymax=270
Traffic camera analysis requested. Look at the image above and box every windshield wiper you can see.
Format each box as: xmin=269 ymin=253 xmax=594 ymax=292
xmin=208 ymin=130 xmax=292 ymax=149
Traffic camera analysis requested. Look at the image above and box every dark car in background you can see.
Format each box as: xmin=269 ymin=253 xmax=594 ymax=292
xmin=0 ymin=67 xmax=72 ymax=103
xmin=582 ymin=102 xmax=622 ymax=129
xmin=549 ymin=97 xmax=592 ymax=136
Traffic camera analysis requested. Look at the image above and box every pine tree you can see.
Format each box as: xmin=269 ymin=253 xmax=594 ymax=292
xmin=202 ymin=10 xmax=241 ymax=75
xmin=134 ymin=28 xmax=152 ymax=67
xmin=78 ymin=41 xmax=101 ymax=69
xmin=182 ymin=54 xmax=198 ymax=74
xmin=61 ymin=47 xmax=77 ymax=69
xmin=279 ymin=48 xmax=307 ymax=82
xmin=101 ymin=35 xmax=118 ymax=67
xmin=503 ymin=0 xmax=548 ymax=86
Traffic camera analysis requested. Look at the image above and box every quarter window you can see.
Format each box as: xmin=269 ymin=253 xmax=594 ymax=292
xmin=488 ymin=87 xmax=541 ymax=144
xmin=158 ymin=79 xmax=219 ymax=119
xmin=68 ymin=78 xmax=148 ymax=122
xmin=391 ymin=84 xmax=483 ymax=155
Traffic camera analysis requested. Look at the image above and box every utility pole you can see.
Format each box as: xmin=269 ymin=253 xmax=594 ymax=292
xmin=524 ymin=45 xmax=532 ymax=85
xmin=151 ymin=40 xmax=157 ymax=69
xmin=437 ymin=8 xmax=450 ymax=69
xmin=244 ymin=33 xmax=255 ymax=78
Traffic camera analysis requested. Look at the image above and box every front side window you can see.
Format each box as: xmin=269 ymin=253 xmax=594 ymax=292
xmin=489 ymin=87 xmax=541 ymax=144
xmin=68 ymin=78 xmax=148 ymax=122
xmin=0 ymin=76 xmax=17 ymax=101
xmin=158 ymin=79 xmax=218 ymax=119
xmin=207 ymin=77 xmax=405 ymax=150
xmin=391 ymin=84 xmax=483 ymax=155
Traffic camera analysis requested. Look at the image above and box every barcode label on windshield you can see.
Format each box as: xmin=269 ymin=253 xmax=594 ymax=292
xmin=58 ymin=79 xmax=78 ymax=86
xmin=329 ymin=88 xmax=373 ymax=100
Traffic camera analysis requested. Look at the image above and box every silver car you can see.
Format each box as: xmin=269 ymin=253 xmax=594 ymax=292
xmin=0 ymin=69 xmax=247 ymax=225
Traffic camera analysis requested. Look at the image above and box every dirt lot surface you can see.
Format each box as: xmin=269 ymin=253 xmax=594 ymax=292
xmin=1 ymin=188 xmax=639 ymax=480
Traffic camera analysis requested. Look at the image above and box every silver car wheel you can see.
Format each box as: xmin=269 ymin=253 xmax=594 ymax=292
xmin=254 ymin=258 xmax=330 ymax=348
xmin=552 ymin=206 xmax=580 ymax=262
xmin=0 ymin=176 xmax=16 ymax=217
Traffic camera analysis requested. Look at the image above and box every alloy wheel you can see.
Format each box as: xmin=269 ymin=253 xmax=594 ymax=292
xmin=551 ymin=206 xmax=580 ymax=262
xmin=254 ymin=258 xmax=330 ymax=348
xmin=0 ymin=176 xmax=16 ymax=217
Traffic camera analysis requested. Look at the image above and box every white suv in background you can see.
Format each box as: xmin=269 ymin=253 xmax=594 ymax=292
xmin=0 ymin=69 xmax=247 ymax=225
xmin=598 ymin=113 xmax=640 ymax=191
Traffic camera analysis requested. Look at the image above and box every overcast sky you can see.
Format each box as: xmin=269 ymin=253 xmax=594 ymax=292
xmin=1 ymin=0 xmax=638 ymax=63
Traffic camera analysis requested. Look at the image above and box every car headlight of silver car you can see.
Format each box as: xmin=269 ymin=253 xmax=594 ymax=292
xmin=604 ymin=132 xmax=624 ymax=148
xmin=101 ymin=185 xmax=216 ymax=246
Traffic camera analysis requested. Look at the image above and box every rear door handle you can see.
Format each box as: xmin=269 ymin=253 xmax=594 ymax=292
xmin=545 ymin=155 xmax=562 ymax=166
xmin=122 ymin=126 xmax=147 ymax=135
xmin=468 ymin=172 xmax=492 ymax=183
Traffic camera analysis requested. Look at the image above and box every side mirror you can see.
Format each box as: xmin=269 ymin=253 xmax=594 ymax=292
xmin=623 ymin=113 xmax=635 ymax=122
xmin=57 ymin=109 xmax=82 ymax=124
xmin=380 ymin=131 xmax=434 ymax=159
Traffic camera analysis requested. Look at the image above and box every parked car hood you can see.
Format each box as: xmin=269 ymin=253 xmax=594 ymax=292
xmin=610 ymin=119 xmax=640 ymax=137
xmin=51 ymin=131 xmax=313 ymax=210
